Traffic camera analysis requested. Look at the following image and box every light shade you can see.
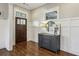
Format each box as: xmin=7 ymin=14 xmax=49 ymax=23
xmin=39 ymin=21 xmax=48 ymax=28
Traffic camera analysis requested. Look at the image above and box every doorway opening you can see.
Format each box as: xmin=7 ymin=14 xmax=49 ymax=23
xmin=15 ymin=17 xmax=27 ymax=44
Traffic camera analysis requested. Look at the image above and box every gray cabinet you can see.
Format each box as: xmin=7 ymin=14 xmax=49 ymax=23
xmin=38 ymin=33 xmax=60 ymax=52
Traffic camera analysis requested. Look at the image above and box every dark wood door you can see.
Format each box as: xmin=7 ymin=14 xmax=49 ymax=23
xmin=15 ymin=17 xmax=27 ymax=44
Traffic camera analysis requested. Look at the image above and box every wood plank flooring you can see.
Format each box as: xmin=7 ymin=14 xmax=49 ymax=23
xmin=0 ymin=41 xmax=76 ymax=56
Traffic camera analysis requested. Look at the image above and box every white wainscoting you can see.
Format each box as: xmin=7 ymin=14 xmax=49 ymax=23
xmin=0 ymin=20 xmax=8 ymax=49
xmin=59 ymin=18 xmax=79 ymax=55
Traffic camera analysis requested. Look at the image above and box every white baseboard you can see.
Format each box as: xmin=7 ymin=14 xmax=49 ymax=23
xmin=61 ymin=49 xmax=79 ymax=56
xmin=0 ymin=46 xmax=5 ymax=49
xmin=29 ymin=39 xmax=38 ymax=43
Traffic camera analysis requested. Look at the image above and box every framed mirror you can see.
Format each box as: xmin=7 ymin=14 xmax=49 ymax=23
xmin=47 ymin=21 xmax=60 ymax=35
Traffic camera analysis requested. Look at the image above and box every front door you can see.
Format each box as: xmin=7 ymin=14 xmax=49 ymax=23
xmin=15 ymin=17 xmax=27 ymax=44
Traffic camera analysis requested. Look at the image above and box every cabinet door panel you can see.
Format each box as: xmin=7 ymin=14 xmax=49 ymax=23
xmin=38 ymin=34 xmax=43 ymax=47
xmin=42 ymin=35 xmax=50 ymax=49
xmin=50 ymin=36 xmax=60 ymax=51
xmin=54 ymin=36 xmax=60 ymax=50
xmin=50 ymin=36 xmax=56 ymax=51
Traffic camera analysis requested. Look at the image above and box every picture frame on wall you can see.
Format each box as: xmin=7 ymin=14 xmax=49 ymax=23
xmin=46 ymin=11 xmax=57 ymax=20
xmin=45 ymin=7 xmax=59 ymax=20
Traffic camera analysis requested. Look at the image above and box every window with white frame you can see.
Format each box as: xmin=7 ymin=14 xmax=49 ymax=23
xmin=16 ymin=11 xmax=26 ymax=18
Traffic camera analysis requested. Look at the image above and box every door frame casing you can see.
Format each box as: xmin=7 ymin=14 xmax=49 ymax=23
xmin=15 ymin=17 xmax=27 ymax=44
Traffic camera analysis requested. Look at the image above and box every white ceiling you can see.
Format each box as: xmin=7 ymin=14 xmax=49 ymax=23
xmin=15 ymin=3 xmax=46 ymax=10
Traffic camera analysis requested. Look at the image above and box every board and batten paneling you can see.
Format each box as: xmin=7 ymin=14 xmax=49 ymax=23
xmin=0 ymin=20 xmax=8 ymax=49
xmin=70 ymin=20 xmax=79 ymax=55
xmin=60 ymin=18 xmax=79 ymax=55
xmin=0 ymin=3 xmax=8 ymax=49
xmin=60 ymin=19 xmax=71 ymax=52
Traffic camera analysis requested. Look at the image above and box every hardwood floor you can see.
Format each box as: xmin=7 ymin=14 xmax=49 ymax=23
xmin=0 ymin=41 xmax=76 ymax=56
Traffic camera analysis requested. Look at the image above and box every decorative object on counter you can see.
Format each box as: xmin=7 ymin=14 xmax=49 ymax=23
xmin=47 ymin=21 xmax=60 ymax=35
xmin=39 ymin=20 xmax=60 ymax=35
xmin=47 ymin=21 xmax=55 ymax=32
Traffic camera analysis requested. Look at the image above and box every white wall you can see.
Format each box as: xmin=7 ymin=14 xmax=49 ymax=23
xmin=31 ymin=3 xmax=79 ymax=55
xmin=32 ymin=3 xmax=79 ymax=20
xmin=0 ymin=4 xmax=8 ymax=49
xmin=0 ymin=3 xmax=8 ymax=19
xmin=60 ymin=3 xmax=79 ymax=18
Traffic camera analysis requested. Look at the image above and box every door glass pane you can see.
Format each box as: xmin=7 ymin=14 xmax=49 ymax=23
xmin=21 ymin=19 xmax=23 ymax=24
xmin=21 ymin=19 xmax=25 ymax=25
xmin=17 ymin=19 xmax=21 ymax=24
xmin=20 ymin=19 xmax=25 ymax=25
xmin=22 ymin=20 xmax=26 ymax=25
